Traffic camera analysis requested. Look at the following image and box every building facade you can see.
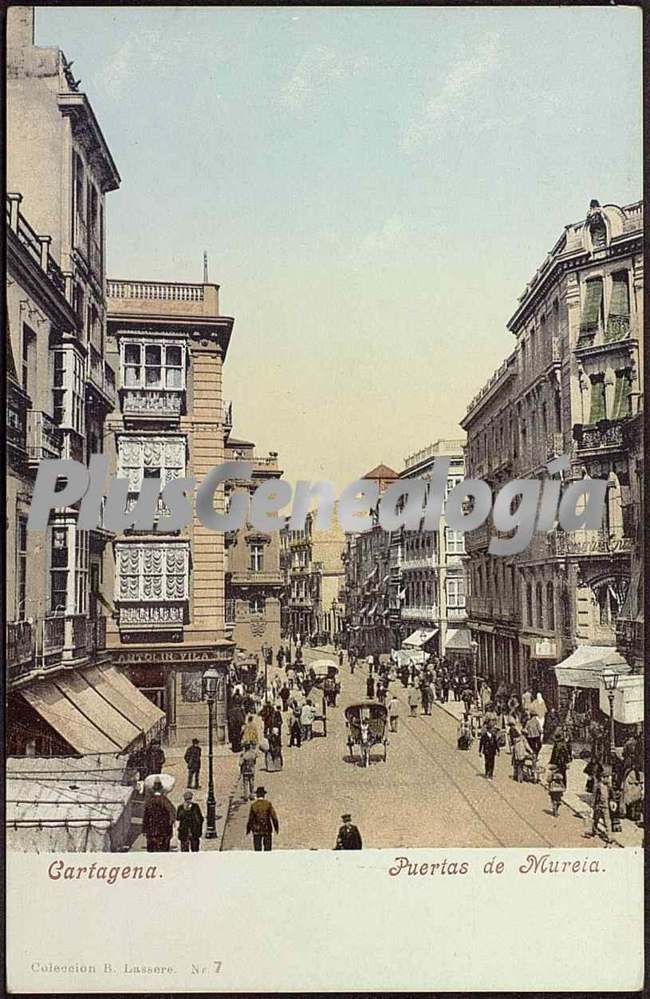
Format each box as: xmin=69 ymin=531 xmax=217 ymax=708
xmin=282 ymin=507 xmax=346 ymax=645
xmin=5 ymin=9 xmax=165 ymax=757
xmin=224 ymin=423 xmax=283 ymax=656
xmin=399 ymin=439 xmax=470 ymax=660
xmin=461 ymin=199 xmax=643 ymax=713
xmin=103 ymin=278 xmax=235 ymax=745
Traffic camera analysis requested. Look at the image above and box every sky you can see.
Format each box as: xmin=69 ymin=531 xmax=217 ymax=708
xmin=37 ymin=6 xmax=642 ymax=489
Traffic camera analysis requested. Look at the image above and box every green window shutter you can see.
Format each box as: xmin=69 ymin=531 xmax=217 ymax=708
xmin=612 ymin=371 xmax=631 ymax=420
xmin=579 ymin=279 xmax=603 ymax=338
xmin=589 ymin=378 xmax=606 ymax=423
xmin=606 ymin=273 xmax=630 ymax=341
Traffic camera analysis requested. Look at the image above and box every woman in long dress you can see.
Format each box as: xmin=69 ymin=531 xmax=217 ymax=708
xmin=265 ymin=727 xmax=283 ymax=772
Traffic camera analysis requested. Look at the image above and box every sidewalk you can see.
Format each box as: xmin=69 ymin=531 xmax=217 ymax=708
xmin=436 ymin=697 xmax=643 ymax=848
xmin=128 ymin=745 xmax=240 ymax=852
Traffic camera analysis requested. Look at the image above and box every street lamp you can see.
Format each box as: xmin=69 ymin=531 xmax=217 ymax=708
xmin=602 ymin=669 xmax=620 ymax=763
xmin=201 ymin=667 xmax=219 ymax=839
xmin=470 ymin=638 xmax=479 ymax=707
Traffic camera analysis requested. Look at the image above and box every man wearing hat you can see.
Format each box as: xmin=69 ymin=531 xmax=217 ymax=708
xmin=245 ymin=786 xmax=279 ymax=851
xmin=176 ymin=790 xmax=204 ymax=852
xmin=585 ymin=765 xmax=613 ymax=845
xmin=335 ymin=814 xmax=363 ymax=850
xmin=142 ymin=779 xmax=176 ymax=852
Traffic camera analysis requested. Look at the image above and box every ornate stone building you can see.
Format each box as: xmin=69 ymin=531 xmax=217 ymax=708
xmin=6 ymin=8 xmax=164 ymax=757
xmin=462 ymin=199 xmax=643 ymax=716
xmin=282 ymin=509 xmax=346 ymax=645
xmin=104 ymin=279 xmax=235 ymax=745
xmin=224 ymin=422 xmax=283 ymax=656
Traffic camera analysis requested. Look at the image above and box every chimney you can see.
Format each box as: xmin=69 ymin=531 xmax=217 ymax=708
xmin=7 ymin=6 xmax=35 ymax=51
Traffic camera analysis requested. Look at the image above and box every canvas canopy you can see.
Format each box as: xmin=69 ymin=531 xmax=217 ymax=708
xmin=554 ymin=646 xmax=631 ymax=690
xmin=598 ymin=674 xmax=644 ymax=725
xmin=402 ymin=629 xmax=437 ymax=649
xmin=445 ymin=628 xmax=472 ymax=652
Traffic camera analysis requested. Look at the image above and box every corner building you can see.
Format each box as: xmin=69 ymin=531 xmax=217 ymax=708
xmin=104 ymin=279 xmax=235 ymax=745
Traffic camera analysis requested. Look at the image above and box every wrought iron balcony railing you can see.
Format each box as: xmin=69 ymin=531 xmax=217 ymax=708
xmin=26 ymin=411 xmax=63 ymax=464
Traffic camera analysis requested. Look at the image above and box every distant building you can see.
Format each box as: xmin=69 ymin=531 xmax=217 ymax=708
xmin=282 ymin=507 xmax=346 ymax=645
xmin=224 ymin=423 xmax=283 ymax=657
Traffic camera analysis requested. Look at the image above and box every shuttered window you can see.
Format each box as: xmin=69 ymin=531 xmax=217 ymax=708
xmin=606 ymin=271 xmax=630 ymax=341
xmin=579 ymin=278 xmax=603 ymax=338
xmin=612 ymin=369 xmax=631 ymax=420
xmin=588 ymin=376 xmax=607 ymax=424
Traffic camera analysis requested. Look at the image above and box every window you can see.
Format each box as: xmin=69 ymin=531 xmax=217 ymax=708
xmin=74 ymin=152 xmax=85 ymax=221
xmin=446 ymin=528 xmax=465 ymax=554
xmin=117 ymin=436 xmax=186 ymax=495
xmin=22 ymin=325 xmax=36 ymax=399
xmin=51 ymin=347 xmax=85 ymax=434
xmin=579 ymin=277 xmax=603 ymax=339
xmin=115 ymin=543 xmax=190 ymax=602
xmin=536 ymin=582 xmax=544 ymax=629
xmin=606 ymin=271 xmax=630 ymax=341
xmin=612 ymin=369 xmax=631 ymax=420
xmin=525 ymin=583 xmax=533 ymax=626
xmin=250 ymin=543 xmax=264 ymax=572
xmin=121 ymin=340 xmax=185 ymax=391
xmin=546 ymin=582 xmax=555 ymax=631
xmin=249 ymin=596 xmax=266 ymax=615
xmin=446 ymin=576 xmax=465 ymax=609
xmin=75 ymin=530 xmax=89 ymax=615
xmin=49 ymin=525 xmax=89 ymax=615
xmin=50 ymin=525 xmax=69 ymax=613
xmin=589 ymin=376 xmax=606 ymax=424
xmin=16 ymin=516 xmax=27 ymax=618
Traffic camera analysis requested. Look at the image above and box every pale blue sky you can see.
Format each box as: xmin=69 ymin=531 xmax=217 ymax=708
xmin=37 ymin=6 xmax=642 ymax=488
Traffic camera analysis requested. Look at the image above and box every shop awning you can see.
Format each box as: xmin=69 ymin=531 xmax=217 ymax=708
xmin=598 ymin=673 xmax=644 ymax=725
xmin=445 ymin=627 xmax=472 ymax=651
xmin=403 ymin=628 xmax=438 ymax=648
xmin=554 ymin=646 xmax=631 ymax=690
xmin=20 ymin=666 xmax=165 ymax=755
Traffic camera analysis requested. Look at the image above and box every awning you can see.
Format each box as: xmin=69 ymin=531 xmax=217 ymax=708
xmin=554 ymin=646 xmax=631 ymax=690
xmin=403 ymin=628 xmax=438 ymax=648
xmin=445 ymin=628 xmax=472 ymax=651
xmin=599 ymin=674 xmax=644 ymax=725
xmin=20 ymin=665 xmax=165 ymax=755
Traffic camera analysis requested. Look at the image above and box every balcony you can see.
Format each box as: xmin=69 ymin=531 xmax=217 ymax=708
xmin=401 ymin=605 xmax=438 ymax=621
xmin=573 ymin=420 xmax=626 ymax=453
xmin=118 ymin=603 xmax=186 ymax=630
xmin=7 ymin=194 xmax=67 ymax=299
xmin=26 ymin=411 xmax=63 ymax=464
xmin=120 ymin=388 xmax=184 ymax=421
xmin=108 ymin=279 xmax=205 ymax=304
xmin=401 ymin=555 xmax=435 ymax=570
xmin=87 ymin=616 xmax=107 ymax=654
xmin=447 ymin=606 xmax=468 ymax=620
xmin=547 ymin=529 xmax=632 ymax=558
xmin=465 ymin=522 xmax=490 ymax=552
xmin=7 ymin=621 xmax=35 ymax=678
xmin=6 ymin=382 xmax=28 ymax=457
xmin=43 ymin=614 xmax=65 ymax=654
xmin=61 ymin=429 xmax=85 ymax=463
xmin=86 ymin=345 xmax=116 ymax=408
xmin=107 ymin=279 xmax=220 ymax=320
xmin=225 ymin=599 xmax=236 ymax=626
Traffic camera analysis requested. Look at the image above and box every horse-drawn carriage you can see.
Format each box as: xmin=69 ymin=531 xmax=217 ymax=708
xmin=345 ymin=702 xmax=388 ymax=768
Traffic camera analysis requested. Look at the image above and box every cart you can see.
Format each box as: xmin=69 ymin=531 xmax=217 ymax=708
xmin=345 ymin=702 xmax=388 ymax=767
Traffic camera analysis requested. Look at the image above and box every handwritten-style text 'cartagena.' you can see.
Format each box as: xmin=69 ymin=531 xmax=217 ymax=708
xmin=26 ymin=454 xmax=607 ymax=557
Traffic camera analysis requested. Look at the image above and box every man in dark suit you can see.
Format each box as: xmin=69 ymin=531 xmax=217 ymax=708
xmin=142 ymin=780 xmax=176 ymax=852
xmin=184 ymin=738 xmax=202 ymax=789
xmin=176 ymin=790 xmax=204 ymax=851
xmin=335 ymin=814 xmax=362 ymax=850
xmin=245 ymin=786 xmax=279 ymax=851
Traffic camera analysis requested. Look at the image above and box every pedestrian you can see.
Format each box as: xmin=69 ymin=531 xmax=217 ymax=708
xmin=260 ymin=699 xmax=275 ymax=737
xmin=147 ymin=739 xmax=165 ymax=776
xmin=183 ymin=738 xmax=201 ymax=789
xmin=367 ymin=654 xmax=374 ymax=676
xmin=441 ymin=670 xmax=451 ymax=703
xmin=338 ymin=649 xmax=344 ymax=668
xmin=366 ymin=675 xmax=375 ymax=699
xmin=271 ymin=705 xmax=283 ymax=736
xmin=377 ymin=679 xmax=387 ymax=706
xmin=227 ymin=695 xmax=245 ymax=754
xmin=421 ymin=680 xmax=431 ymax=716
xmin=246 ymin=786 xmax=279 ymax=851
xmin=407 ymin=684 xmax=420 ymax=718
xmin=241 ymin=714 xmax=259 ymax=749
xmin=142 ymin=779 xmax=176 ymax=852
xmin=550 ymin=731 xmax=572 ymax=785
xmin=265 ymin=727 xmax=284 ymax=772
xmin=543 ymin=707 xmax=561 ymax=744
xmin=478 ymin=723 xmax=500 ymax=779
xmin=524 ymin=713 xmax=543 ymax=758
xmin=585 ymin=767 xmax=613 ymax=845
xmin=176 ymin=790 xmax=204 ymax=852
xmin=547 ymin=767 xmax=565 ymax=817
xmin=279 ymin=683 xmax=291 ymax=712
xmin=461 ymin=687 xmax=473 ymax=720
xmin=300 ymin=699 xmax=315 ymax=741
xmin=289 ymin=707 xmax=302 ymax=748
xmin=335 ymin=813 xmax=363 ymax=849
xmin=532 ymin=691 xmax=547 ymax=722
xmin=350 ymin=653 xmax=356 ymax=675
xmin=388 ymin=694 xmax=400 ymax=732
xmin=511 ymin=730 xmax=533 ymax=783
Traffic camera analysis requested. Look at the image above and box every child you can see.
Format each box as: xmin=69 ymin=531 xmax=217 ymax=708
xmin=548 ymin=766 xmax=566 ymax=817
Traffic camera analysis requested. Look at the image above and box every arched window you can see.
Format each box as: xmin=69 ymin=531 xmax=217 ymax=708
xmin=546 ymin=581 xmax=555 ymax=631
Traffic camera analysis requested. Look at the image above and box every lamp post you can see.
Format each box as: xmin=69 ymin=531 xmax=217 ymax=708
xmin=202 ymin=668 xmax=219 ymax=839
xmin=602 ymin=669 xmax=620 ymax=764
xmin=470 ymin=638 xmax=479 ymax=707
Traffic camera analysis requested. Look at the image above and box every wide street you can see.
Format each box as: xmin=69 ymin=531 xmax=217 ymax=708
xmin=222 ymin=647 xmax=600 ymax=851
